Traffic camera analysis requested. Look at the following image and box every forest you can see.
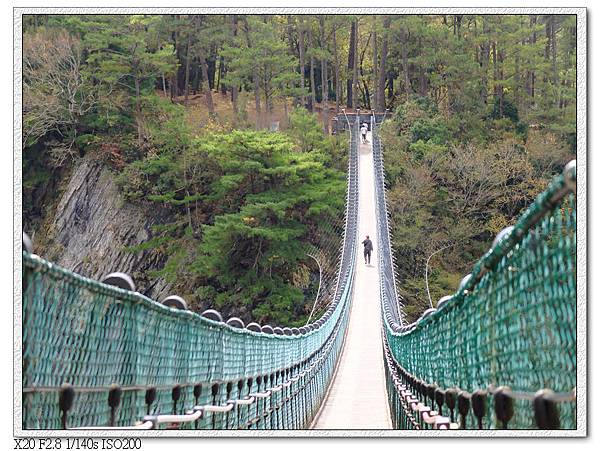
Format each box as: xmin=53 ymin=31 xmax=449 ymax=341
xmin=22 ymin=14 xmax=576 ymax=324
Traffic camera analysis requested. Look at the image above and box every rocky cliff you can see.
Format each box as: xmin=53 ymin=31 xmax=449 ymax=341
xmin=36 ymin=157 xmax=172 ymax=301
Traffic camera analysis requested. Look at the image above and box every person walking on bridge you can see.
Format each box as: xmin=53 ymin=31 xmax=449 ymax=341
xmin=362 ymin=235 xmax=373 ymax=265
xmin=360 ymin=122 xmax=368 ymax=144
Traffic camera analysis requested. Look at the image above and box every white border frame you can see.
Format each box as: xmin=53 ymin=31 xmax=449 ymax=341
xmin=13 ymin=6 xmax=587 ymax=438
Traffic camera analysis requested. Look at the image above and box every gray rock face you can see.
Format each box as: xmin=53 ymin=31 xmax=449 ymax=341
xmin=43 ymin=158 xmax=172 ymax=301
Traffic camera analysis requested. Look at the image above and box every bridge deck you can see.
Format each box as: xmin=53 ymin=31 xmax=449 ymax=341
xmin=312 ymin=132 xmax=392 ymax=430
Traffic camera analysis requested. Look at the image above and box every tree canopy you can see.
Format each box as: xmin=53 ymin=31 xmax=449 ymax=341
xmin=22 ymin=13 xmax=576 ymax=325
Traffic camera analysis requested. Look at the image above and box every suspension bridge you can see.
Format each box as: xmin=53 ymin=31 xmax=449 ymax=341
xmin=20 ymin=113 xmax=577 ymax=432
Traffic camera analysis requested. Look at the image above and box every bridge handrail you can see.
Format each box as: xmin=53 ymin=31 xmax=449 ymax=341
xmin=371 ymin=117 xmax=577 ymax=429
xmin=370 ymin=114 xmax=405 ymax=328
xmin=21 ymin=120 xmax=360 ymax=429
xmin=391 ymin=159 xmax=576 ymax=332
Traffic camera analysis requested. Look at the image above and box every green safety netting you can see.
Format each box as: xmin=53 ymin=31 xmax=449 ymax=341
xmin=372 ymin=115 xmax=577 ymax=429
xmin=22 ymin=116 xmax=577 ymax=431
xmin=21 ymin=121 xmax=361 ymax=430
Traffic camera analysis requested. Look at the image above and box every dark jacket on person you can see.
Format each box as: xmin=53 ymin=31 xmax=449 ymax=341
xmin=362 ymin=238 xmax=373 ymax=253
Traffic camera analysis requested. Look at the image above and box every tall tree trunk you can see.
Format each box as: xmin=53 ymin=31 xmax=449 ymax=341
xmin=174 ymin=21 xmax=186 ymax=96
xmin=492 ymin=41 xmax=498 ymax=102
xmin=298 ymin=17 xmax=306 ymax=108
xmin=197 ymin=46 xmax=215 ymax=118
xmin=170 ymin=23 xmax=179 ymax=99
xmin=360 ymin=79 xmax=370 ymax=108
xmin=498 ymin=48 xmax=504 ymax=116
xmin=286 ymin=15 xmax=296 ymax=53
xmin=359 ymin=32 xmax=372 ymax=109
xmin=230 ymin=15 xmax=239 ymax=125
xmin=207 ymin=47 xmax=216 ymax=90
xmin=170 ymin=73 xmax=176 ymax=100
xmin=333 ymin=25 xmax=340 ymax=114
xmin=352 ymin=18 xmax=359 ymax=109
xmin=480 ymin=17 xmax=490 ymax=106
xmin=419 ymin=67 xmax=427 ymax=97
xmin=191 ymin=61 xmax=200 ymax=94
xmin=319 ymin=16 xmax=329 ymax=133
xmin=376 ymin=17 xmax=391 ymax=111
xmin=242 ymin=17 xmax=261 ymax=129
xmin=515 ymin=46 xmax=521 ymax=111
xmin=192 ymin=16 xmax=215 ymax=117
xmin=184 ymin=30 xmax=192 ymax=106
xmin=550 ymin=16 xmax=559 ymax=108
xmin=216 ymin=56 xmax=226 ymax=95
xmin=418 ymin=36 xmax=427 ymax=97
xmin=252 ymin=71 xmax=261 ymax=129
xmin=454 ymin=15 xmax=462 ymax=37
xmin=286 ymin=15 xmax=301 ymax=107
xmin=528 ymin=15 xmax=537 ymax=106
xmin=134 ymin=71 xmax=142 ymax=145
xmin=162 ymin=74 xmax=167 ymax=97
xmin=134 ymin=73 xmax=141 ymax=116
xmin=401 ymin=27 xmax=412 ymax=97
xmin=265 ymin=83 xmax=273 ymax=116
xmin=308 ymin=22 xmax=317 ymax=112
xmin=347 ymin=19 xmax=356 ymax=108
xmin=372 ymin=18 xmax=378 ymax=110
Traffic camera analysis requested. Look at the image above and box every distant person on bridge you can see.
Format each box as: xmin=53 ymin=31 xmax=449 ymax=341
xmin=360 ymin=123 xmax=368 ymax=144
xmin=362 ymin=235 xmax=373 ymax=265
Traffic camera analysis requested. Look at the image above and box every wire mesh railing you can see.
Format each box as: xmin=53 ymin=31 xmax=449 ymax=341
xmin=370 ymin=115 xmax=405 ymax=329
xmin=371 ymin=117 xmax=577 ymax=430
xmin=21 ymin=120 xmax=360 ymax=430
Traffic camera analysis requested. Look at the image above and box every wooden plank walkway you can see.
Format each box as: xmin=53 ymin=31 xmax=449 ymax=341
xmin=312 ymin=131 xmax=392 ymax=429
